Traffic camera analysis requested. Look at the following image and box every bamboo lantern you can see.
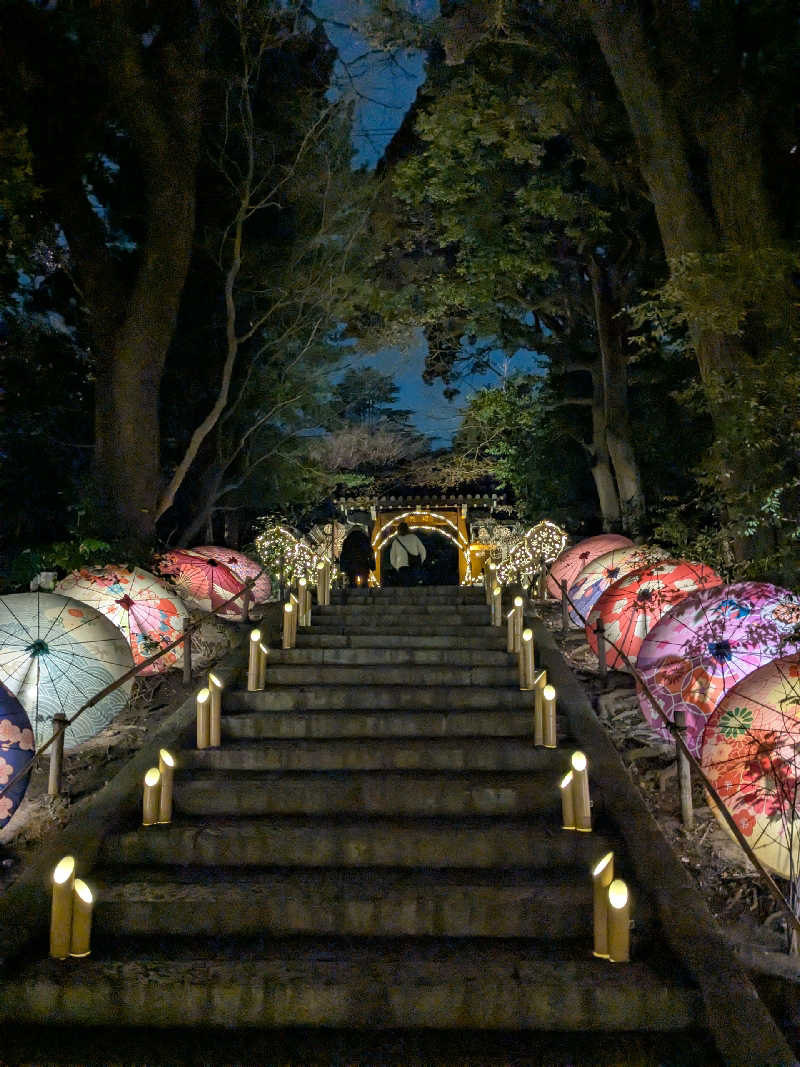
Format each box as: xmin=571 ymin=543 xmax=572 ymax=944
xmin=208 ymin=672 xmax=223 ymax=747
xmin=543 ymin=683 xmax=557 ymax=748
xmin=142 ymin=767 xmax=161 ymax=826
xmin=196 ymin=687 xmax=211 ymax=749
xmin=298 ymin=578 xmax=310 ymax=626
xmin=485 ymin=563 xmax=497 ymax=605
xmin=316 ymin=561 xmax=328 ymax=606
xmin=592 ymin=851 xmax=614 ymax=958
xmin=289 ymin=593 xmax=299 ymax=643
xmin=50 ymin=855 xmax=76 ymax=959
xmin=560 ymin=771 xmax=575 ymax=830
xmin=519 ymin=629 xmax=535 ymax=690
xmin=506 ymin=608 xmax=515 ymax=654
xmin=257 ymin=642 xmax=268 ymax=690
xmin=491 ymin=584 xmax=502 ymax=626
xmin=512 ymin=596 xmax=523 ymax=653
xmin=571 ymin=750 xmax=592 ymax=831
xmin=70 ymin=879 xmax=94 ymax=958
xmin=158 ymin=748 xmax=175 ymax=824
xmin=607 ymin=879 xmax=631 ymax=962
xmin=282 ymin=602 xmax=295 ymax=649
xmin=533 ymin=669 xmax=547 ymax=744
xmin=247 ymin=629 xmax=262 ymax=691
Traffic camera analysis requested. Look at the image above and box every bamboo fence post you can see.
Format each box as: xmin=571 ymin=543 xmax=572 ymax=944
xmin=595 ymin=618 xmax=607 ymax=678
xmin=182 ymin=618 xmax=192 ymax=683
xmin=48 ymin=712 xmax=66 ymax=796
xmin=675 ymin=706 xmax=694 ymax=829
xmin=560 ymin=580 xmax=569 ymax=632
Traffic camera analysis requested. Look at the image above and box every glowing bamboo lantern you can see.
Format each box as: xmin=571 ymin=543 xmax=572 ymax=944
xmin=196 ymin=687 xmax=211 ymax=749
xmin=289 ymin=593 xmax=299 ymax=643
xmin=533 ymin=669 xmax=547 ymax=744
xmin=298 ymin=578 xmax=310 ymax=626
xmin=543 ymin=683 xmax=557 ymax=748
xmin=607 ymin=879 xmax=631 ymax=962
xmin=571 ymin=750 xmax=591 ymax=831
xmin=208 ymin=672 xmax=223 ymax=747
xmin=560 ymin=771 xmax=575 ymax=830
xmin=316 ymin=561 xmax=328 ymax=606
xmin=512 ymin=596 xmax=523 ymax=653
xmin=70 ymin=879 xmax=94 ymax=957
xmin=142 ymin=767 xmax=161 ymax=826
xmin=485 ymin=563 xmax=497 ymax=605
xmin=158 ymin=748 xmax=175 ymax=824
xmin=247 ymin=629 xmax=262 ymax=691
xmin=282 ymin=602 xmax=295 ymax=649
xmin=592 ymin=851 xmax=614 ymax=958
xmin=257 ymin=642 xmax=268 ymax=690
xmin=491 ymin=584 xmax=502 ymax=626
xmin=519 ymin=629 xmax=535 ymax=690
xmin=50 ymin=855 xmax=76 ymax=959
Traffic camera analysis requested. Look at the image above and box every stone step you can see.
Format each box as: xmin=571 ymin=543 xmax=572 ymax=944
xmin=173 ymin=770 xmax=563 ymax=817
xmin=101 ymin=815 xmax=612 ymax=869
xmin=1 ymin=940 xmax=701 ymax=1031
xmin=333 ymin=587 xmax=487 ymax=602
xmin=295 ymin=632 xmax=508 ymax=650
xmin=226 ymin=684 xmax=534 ymax=712
xmin=269 ymin=647 xmax=513 ymax=666
xmin=91 ymin=868 xmax=602 ymax=939
xmin=307 ymin=621 xmax=495 ymax=634
xmin=314 ymin=603 xmax=489 ymax=617
xmin=221 ymin=708 xmax=539 ymax=740
xmin=183 ymin=737 xmax=564 ymax=772
xmin=262 ymin=664 xmax=519 ymax=687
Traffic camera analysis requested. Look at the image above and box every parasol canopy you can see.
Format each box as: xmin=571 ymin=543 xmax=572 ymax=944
xmin=585 ymin=560 xmax=723 ymax=670
xmin=702 ymin=656 xmax=800 ymax=878
xmin=156 ymin=548 xmax=261 ymax=620
xmin=191 ymin=547 xmax=271 ymax=605
xmin=567 ymin=544 xmax=668 ymax=626
xmin=0 ymin=680 xmax=35 ymax=829
xmin=637 ymin=582 xmax=800 ymax=757
xmin=547 ymin=534 xmax=633 ymax=601
xmin=0 ymin=593 xmax=134 ymax=750
xmin=56 ymin=566 xmax=186 ymax=675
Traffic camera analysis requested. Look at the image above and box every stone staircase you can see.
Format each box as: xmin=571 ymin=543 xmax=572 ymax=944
xmin=2 ymin=586 xmax=715 ymax=1054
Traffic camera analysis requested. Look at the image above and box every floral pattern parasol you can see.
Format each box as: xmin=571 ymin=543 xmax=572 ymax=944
xmin=156 ymin=548 xmax=262 ymax=620
xmin=546 ymin=534 xmax=633 ymax=602
xmin=0 ymin=680 xmax=35 ymax=829
xmin=0 ymin=593 xmax=134 ymax=750
xmin=566 ymin=544 xmax=669 ymax=627
xmin=702 ymin=656 xmax=800 ymax=878
xmin=191 ymin=547 xmax=271 ymax=605
xmin=637 ymin=582 xmax=800 ymax=758
xmin=585 ymin=560 xmax=723 ymax=670
xmin=57 ymin=566 xmax=186 ymax=675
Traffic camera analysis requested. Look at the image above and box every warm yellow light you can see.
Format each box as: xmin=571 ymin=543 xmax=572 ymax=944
xmin=522 ymin=628 xmax=533 ymax=643
xmin=209 ymin=672 xmax=223 ymax=689
xmin=144 ymin=767 xmax=161 ymax=788
xmin=250 ymin=629 xmax=261 ymax=644
xmin=53 ymin=855 xmax=75 ymax=885
xmin=298 ymin=577 xmax=307 ymax=588
xmin=492 ymin=586 xmax=501 ymax=597
xmin=259 ymin=643 xmax=268 ymax=655
xmin=284 ymin=602 xmax=293 ymax=614
xmin=543 ymin=684 xmax=556 ymax=701
xmin=593 ymin=851 xmax=614 ymax=879
xmin=317 ymin=561 xmax=325 ymax=571
xmin=571 ymin=751 xmax=587 ymax=772
xmin=74 ymin=879 xmax=93 ymax=905
xmin=514 ymin=596 xmax=523 ymax=607
xmin=159 ymin=748 xmax=175 ymax=769
xmin=560 ymin=771 xmax=573 ymax=789
xmin=608 ymin=879 xmax=629 ymax=910
xmin=197 ymin=687 xmax=210 ymax=704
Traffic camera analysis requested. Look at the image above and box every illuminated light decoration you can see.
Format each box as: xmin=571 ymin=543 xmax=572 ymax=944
xmin=371 ymin=510 xmax=474 ymax=585
xmin=157 ymin=748 xmax=175 ymax=824
xmin=607 ymin=879 xmax=631 ymax=962
xmin=142 ymin=767 xmax=161 ymax=827
xmin=571 ymin=751 xmax=592 ymax=831
xmin=524 ymin=521 xmax=568 ymax=565
xmin=50 ymin=855 xmax=76 ymax=959
xmin=560 ymin=772 xmax=575 ymax=830
xmin=196 ymin=688 xmax=211 ymax=749
xmin=592 ymin=852 xmax=615 ymax=959
xmin=208 ymin=672 xmax=223 ymax=747
xmin=70 ymin=879 xmax=94 ymax=958
xmin=254 ymin=520 xmax=339 ymax=591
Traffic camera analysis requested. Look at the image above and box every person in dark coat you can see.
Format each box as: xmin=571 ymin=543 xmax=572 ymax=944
xmin=339 ymin=527 xmax=376 ymax=586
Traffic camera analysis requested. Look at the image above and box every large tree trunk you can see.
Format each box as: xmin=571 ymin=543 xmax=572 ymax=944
xmin=588 ymin=368 xmax=622 ymax=531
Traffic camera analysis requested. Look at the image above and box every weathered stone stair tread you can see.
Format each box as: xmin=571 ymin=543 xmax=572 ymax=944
xmin=2 ymin=940 xmax=700 ymax=1031
xmin=315 ymin=603 xmax=489 ymax=616
xmin=173 ymin=769 xmax=565 ymax=816
xmin=182 ymin=737 xmax=566 ymax=771
xmin=296 ymin=632 xmax=508 ymax=649
xmin=306 ymin=621 xmax=496 ymax=634
xmin=226 ymin=684 xmax=534 ymax=711
xmin=222 ymin=709 xmax=540 ymax=740
xmin=101 ymin=815 xmax=614 ymax=868
xmin=270 ymin=647 xmax=514 ymax=666
xmin=264 ymin=665 xmax=519 ymax=686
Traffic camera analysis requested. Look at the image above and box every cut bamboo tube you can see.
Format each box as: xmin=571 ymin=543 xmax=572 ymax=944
xmin=512 ymin=596 xmax=523 ymax=653
xmin=70 ymin=879 xmax=93 ymax=958
xmin=571 ymin=750 xmax=592 ymax=831
xmin=592 ymin=851 xmax=615 ymax=958
xmin=208 ymin=673 xmax=223 ymax=747
xmin=533 ymin=669 xmax=547 ymax=744
xmin=543 ymin=683 xmax=557 ymax=748
xmin=506 ymin=608 xmax=516 ymax=654
xmin=48 ymin=712 xmax=67 ymax=796
xmin=316 ymin=561 xmax=327 ymax=606
xmin=282 ymin=602 xmax=295 ymax=649
xmin=157 ymin=748 xmax=175 ymax=824
xmin=247 ymin=629 xmax=262 ymax=691
xmin=196 ymin=687 xmax=211 ymax=749
xmin=298 ymin=578 xmax=310 ymax=626
xmin=289 ymin=593 xmax=299 ymax=643
xmin=676 ymin=706 xmax=694 ymax=829
xmin=142 ymin=767 xmax=161 ymax=826
xmin=491 ymin=584 xmax=502 ymax=626
xmin=560 ymin=580 xmax=569 ymax=632
xmin=607 ymin=879 xmax=631 ymax=962
xmin=560 ymin=772 xmax=575 ymax=830
xmin=50 ymin=855 xmax=76 ymax=959
xmin=595 ymin=618 xmax=607 ymax=677
xmin=182 ymin=616 xmax=192 ymax=683
xmin=519 ymin=629 xmax=535 ymax=691
xmin=257 ymin=642 xmax=268 ymax=690
xmin=485 ymin=563 xmax=497 ymax=604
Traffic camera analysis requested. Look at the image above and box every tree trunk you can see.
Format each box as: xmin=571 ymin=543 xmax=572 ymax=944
xmin=588 ymin=367 xmax=622 ymax=530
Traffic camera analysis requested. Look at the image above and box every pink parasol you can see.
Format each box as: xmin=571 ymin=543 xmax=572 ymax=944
xmin=191 ymin=547 xmax=271 ymax=605
xmin=637 ymin=582 xmax=800 ymax=758
xmin=56 ymin=566 xmax=186 ymax=675
xmin=546 ymin=534 xmax=633 ymax=601
xmin=702 ymin=656 xmax=800 ymax=878
xmin=156 ymin=548 xmax=258 ymax=620
xmin=566 ymin=544 xmax=668 ymax=627
xmin=585 ymin=560 xmax=723 ymax=670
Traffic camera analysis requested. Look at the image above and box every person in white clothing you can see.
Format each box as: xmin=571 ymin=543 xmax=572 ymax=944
xmin=389 ymin=521 xmax=427 ymax=586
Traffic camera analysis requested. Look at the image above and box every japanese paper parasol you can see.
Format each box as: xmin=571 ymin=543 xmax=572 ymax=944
xmin=191 ymin=546 xmax=271 ymax=605
xmin=0 ymin=593 xmax=134 ymax=750
xmin=636 ymin=582 xmax=800 ymax=758
xmin=585 ymin=560 xmax=723 ymax=671
xmin=56 ymin=566 xmax=186 ymax=675
xmin=566 ymin=544 xmax=668 ymax=626
xmin=0 ymin=680 xmax=35 ymax=829
xmin=155 ymin=548 xmax=253 ymax=619
xmin=702 ymin=656 xmax=800 ymax=878
xmin=546 ymin=534 xmax=633 ymax=601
